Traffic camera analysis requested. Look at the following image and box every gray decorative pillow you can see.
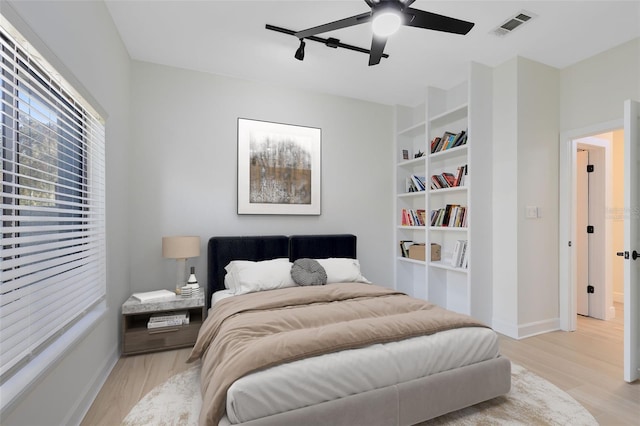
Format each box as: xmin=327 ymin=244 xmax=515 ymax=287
xmin=291 ymin=258 xmax=327 ymax=286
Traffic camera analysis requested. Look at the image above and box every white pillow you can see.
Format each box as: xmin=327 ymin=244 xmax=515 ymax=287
xmin=224 ymin=258 xmax=296 ymax=295
xmin=315 ymin=258 xmax=371 ymax=284
xmin=224 ymin=260 xmax=255 ymax=291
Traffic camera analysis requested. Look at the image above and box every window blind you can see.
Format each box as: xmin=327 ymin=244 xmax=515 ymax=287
xmin=0 ymin=22 xmax=106 ymax=381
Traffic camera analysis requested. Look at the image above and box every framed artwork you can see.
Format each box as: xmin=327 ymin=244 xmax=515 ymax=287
xmin=237 ymin=118 xmax=321 ymax=215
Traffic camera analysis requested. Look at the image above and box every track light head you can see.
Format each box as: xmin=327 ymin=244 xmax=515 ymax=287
xmin=295 ymin=39 xmax=306 ymax=60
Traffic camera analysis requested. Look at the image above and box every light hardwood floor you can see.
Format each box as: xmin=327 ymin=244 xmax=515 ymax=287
xmin=82 ymin=303 xmax=639 ymax=425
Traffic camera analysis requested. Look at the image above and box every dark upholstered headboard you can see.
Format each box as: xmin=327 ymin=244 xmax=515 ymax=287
xmin=207 ymin=234 xmax=357 ymax=308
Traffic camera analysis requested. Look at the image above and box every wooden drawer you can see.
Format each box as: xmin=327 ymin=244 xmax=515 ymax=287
xmin=122 ymin=322 xmax=201 ymax=355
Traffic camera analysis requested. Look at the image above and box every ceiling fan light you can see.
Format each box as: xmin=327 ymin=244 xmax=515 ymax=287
xmin=372 ymin=11 xmax=402 ymax=37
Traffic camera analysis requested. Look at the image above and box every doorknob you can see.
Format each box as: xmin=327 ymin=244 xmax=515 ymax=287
xmin=617 ymin=250 xmax=639 ymax=260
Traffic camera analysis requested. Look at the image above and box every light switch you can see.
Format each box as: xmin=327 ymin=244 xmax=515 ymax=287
xmin=525 ymin=206 xmax=539 ymax=219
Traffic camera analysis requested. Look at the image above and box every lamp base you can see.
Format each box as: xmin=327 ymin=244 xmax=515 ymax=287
xmin=175 ymin=258 xmax=187 ymax=295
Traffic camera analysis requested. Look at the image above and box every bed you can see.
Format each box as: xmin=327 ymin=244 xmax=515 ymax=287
xmin=189 ymin=234 xmax=511 ymax=426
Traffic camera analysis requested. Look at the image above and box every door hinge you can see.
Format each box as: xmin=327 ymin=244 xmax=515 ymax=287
xmin=587 ymin=285 xmax=595 ymax=294
xmin=587 ymin=164 xmax=594 ymax=173
xmin=587 ymin=225 xmax=594 ymax=234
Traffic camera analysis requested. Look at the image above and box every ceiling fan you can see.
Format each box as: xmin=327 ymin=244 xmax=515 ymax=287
xmin=294 ymin=0 xmax=475 ymax=66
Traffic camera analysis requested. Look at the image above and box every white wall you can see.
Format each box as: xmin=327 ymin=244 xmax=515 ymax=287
xmin=492 ymin=57 xmax=560 ymax=338
xmin=557 ymin=38 xmax=639 ymax=325
xmin=516 ymin=58 xmax=560 ymax=331
xmin=560 ymin=38 xmax=640 ymax=132
xmin=129 ymin=61 xmax=394 ymax=295
xmin=491 ymin=57 xmax=519 ymax=335
xmin=2 ymin=1 xmax=131 ymax=425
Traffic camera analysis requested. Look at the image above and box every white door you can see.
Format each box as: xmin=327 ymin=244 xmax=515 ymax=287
xmin=623 ymin=99 xmax=639 ymax=383
xmin=576 ymin=150 xmax=589 ymax=316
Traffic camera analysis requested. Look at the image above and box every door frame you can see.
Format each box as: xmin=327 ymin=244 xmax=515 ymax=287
xmin=559 ymin=119 xmax=620 ymax=331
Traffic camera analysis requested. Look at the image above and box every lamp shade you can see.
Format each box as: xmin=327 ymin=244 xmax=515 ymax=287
xmin=162 ymin=236 xmax=200 ymax=259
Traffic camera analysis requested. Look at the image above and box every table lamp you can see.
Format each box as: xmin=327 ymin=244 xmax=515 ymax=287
xmin=162 ymin=236 xmax=200 ymax=294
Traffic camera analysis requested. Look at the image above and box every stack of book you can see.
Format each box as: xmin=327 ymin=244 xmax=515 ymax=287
xmin=147 ymin=311 xmax=190 ymax=329
xmin=430 ymin=130 xmax=468 ymax=154
xmin=131 ymin=289 xmax=176 ymax=303
xmin=406 ymin=175 xmax=426 ymax=192
xmin=430 ymin=164 xmax=467 ymax=189
xmin=430 ymin=204 xmax=467 ymax=227
xmin=401 ymin=208 xmax=426 ymax=226
xmin=399 ymin=240 xmax=413 ymax=257
xmin=451 ymin=240 xmax=469 ymax=269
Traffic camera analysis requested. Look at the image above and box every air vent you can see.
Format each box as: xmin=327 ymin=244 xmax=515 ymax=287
xmin=491 ymin=10 xmax=536 ymax=37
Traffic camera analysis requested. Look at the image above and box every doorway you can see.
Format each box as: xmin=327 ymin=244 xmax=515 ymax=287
xmin=574 ymin=134 xmax=623 ymax=320
xmin=559 ymin=123 xmax=624 ymax=331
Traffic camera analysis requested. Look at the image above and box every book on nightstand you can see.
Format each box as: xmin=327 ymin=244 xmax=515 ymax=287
xmin=131 ymin=289 xmax=176 ymax=303
xmin=147 ymin=311 xmax=190 ymax=328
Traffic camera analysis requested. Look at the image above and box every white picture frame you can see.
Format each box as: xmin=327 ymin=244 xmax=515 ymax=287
xmin=237 ymin=118 xmax=321 ymax=215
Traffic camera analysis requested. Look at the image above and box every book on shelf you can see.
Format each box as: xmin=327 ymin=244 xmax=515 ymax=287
xmin=450 ymin=240 xmax=468 ymax=268
xmin=131 ymin=289 xmax=176 ymax=303
xmin=412 ymin=175 xmax=426 ymax=191
xmin=430 ymin=205 xmax=467 ymax=227
xmin=405 ymin=175 xmax=426 ymax=192
xmin=430 ymin=137 xmax=441 ymax=153
xmin=453 ymin=164 xmax=467 ymax=187
xmin=431 ymin=130 xmax=467 ymax=154
xmin=147 ymin=311 xmax=190 ymax=329
xmin=401 ymin=208 xmax=425 ymax=226
xmin=148 ymin=310 xmax=189 ymax=323
xmin=147 ymin=319 xmax=184 ymax=329
xmin=399 ymin=240 xmax=413 ymax=257
xmin=431 ymin=165 xmax=467 ymax=190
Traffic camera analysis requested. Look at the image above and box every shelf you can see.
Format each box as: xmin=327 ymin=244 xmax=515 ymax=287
xmin=397 ymin=120 xmax=426 ymax=137
xmin=398 ymin=225 xmax=426 ymax=230
xmin=429 ymin=186 xmax=467 ymax=195
xmin=397 ymin=157 xmax=426 ymax=168
xmin=430 ymin=145 xmax=467 ymax=160
xmin=429 ymin=226 xmax=468 ymax=232
xmin=429 ymin=261 xmax=469 ymax=273
xmin=397 ymin=256 xmax=426 ymax=266
xmin=398 ymin=191 xmax=426 ymax=198
xmin=429 ymin=103 xmax=468 ymax=124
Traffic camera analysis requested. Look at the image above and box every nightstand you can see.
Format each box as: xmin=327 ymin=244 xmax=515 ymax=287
xmin=121 ymin=291 xmax=206 ymax=355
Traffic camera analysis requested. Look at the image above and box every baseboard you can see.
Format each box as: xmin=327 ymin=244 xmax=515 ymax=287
xmin=64 ymin=347 xmax=119 ymax=426
xmin=491 ymin=318 xmax=519 ymax=339
xmin=492 ymin=317 xmax=560 ymax=340
xmin=517 ymin=318 xmax=560 ymax=339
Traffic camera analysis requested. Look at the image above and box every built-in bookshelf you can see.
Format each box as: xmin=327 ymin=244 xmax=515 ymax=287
xmin=393 ymin=62 xmax=493 ymax=325
xmin=394 ymin=104 xmax=428 ymax=299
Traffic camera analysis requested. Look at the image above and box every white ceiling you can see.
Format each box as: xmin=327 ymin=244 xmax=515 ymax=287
xmin=105 ymin=0 xmax=640 ymax=106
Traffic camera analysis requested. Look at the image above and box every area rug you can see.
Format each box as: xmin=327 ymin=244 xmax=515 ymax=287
xmin=123 ymin=363 xmax=597 ymax=426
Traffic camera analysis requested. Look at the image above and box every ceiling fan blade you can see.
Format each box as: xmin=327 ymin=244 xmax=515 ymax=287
xmin=368 ymin=36 xmax=387 ymax=66
xmin=295 ymin=12 xmax=372 ymax=39
xmin=404 ymin=7 xmax=474 ymax=35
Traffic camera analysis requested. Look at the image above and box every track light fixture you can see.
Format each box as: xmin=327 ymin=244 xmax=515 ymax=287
xmin=294 ymin=39 xmax=306 ymax=61
xmin=266 ymin=24 xmax=389 ymax=63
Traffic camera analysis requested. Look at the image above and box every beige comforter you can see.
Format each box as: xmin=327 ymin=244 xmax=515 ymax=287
xmin=188 ymin=283 xmax=487 ymax=426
